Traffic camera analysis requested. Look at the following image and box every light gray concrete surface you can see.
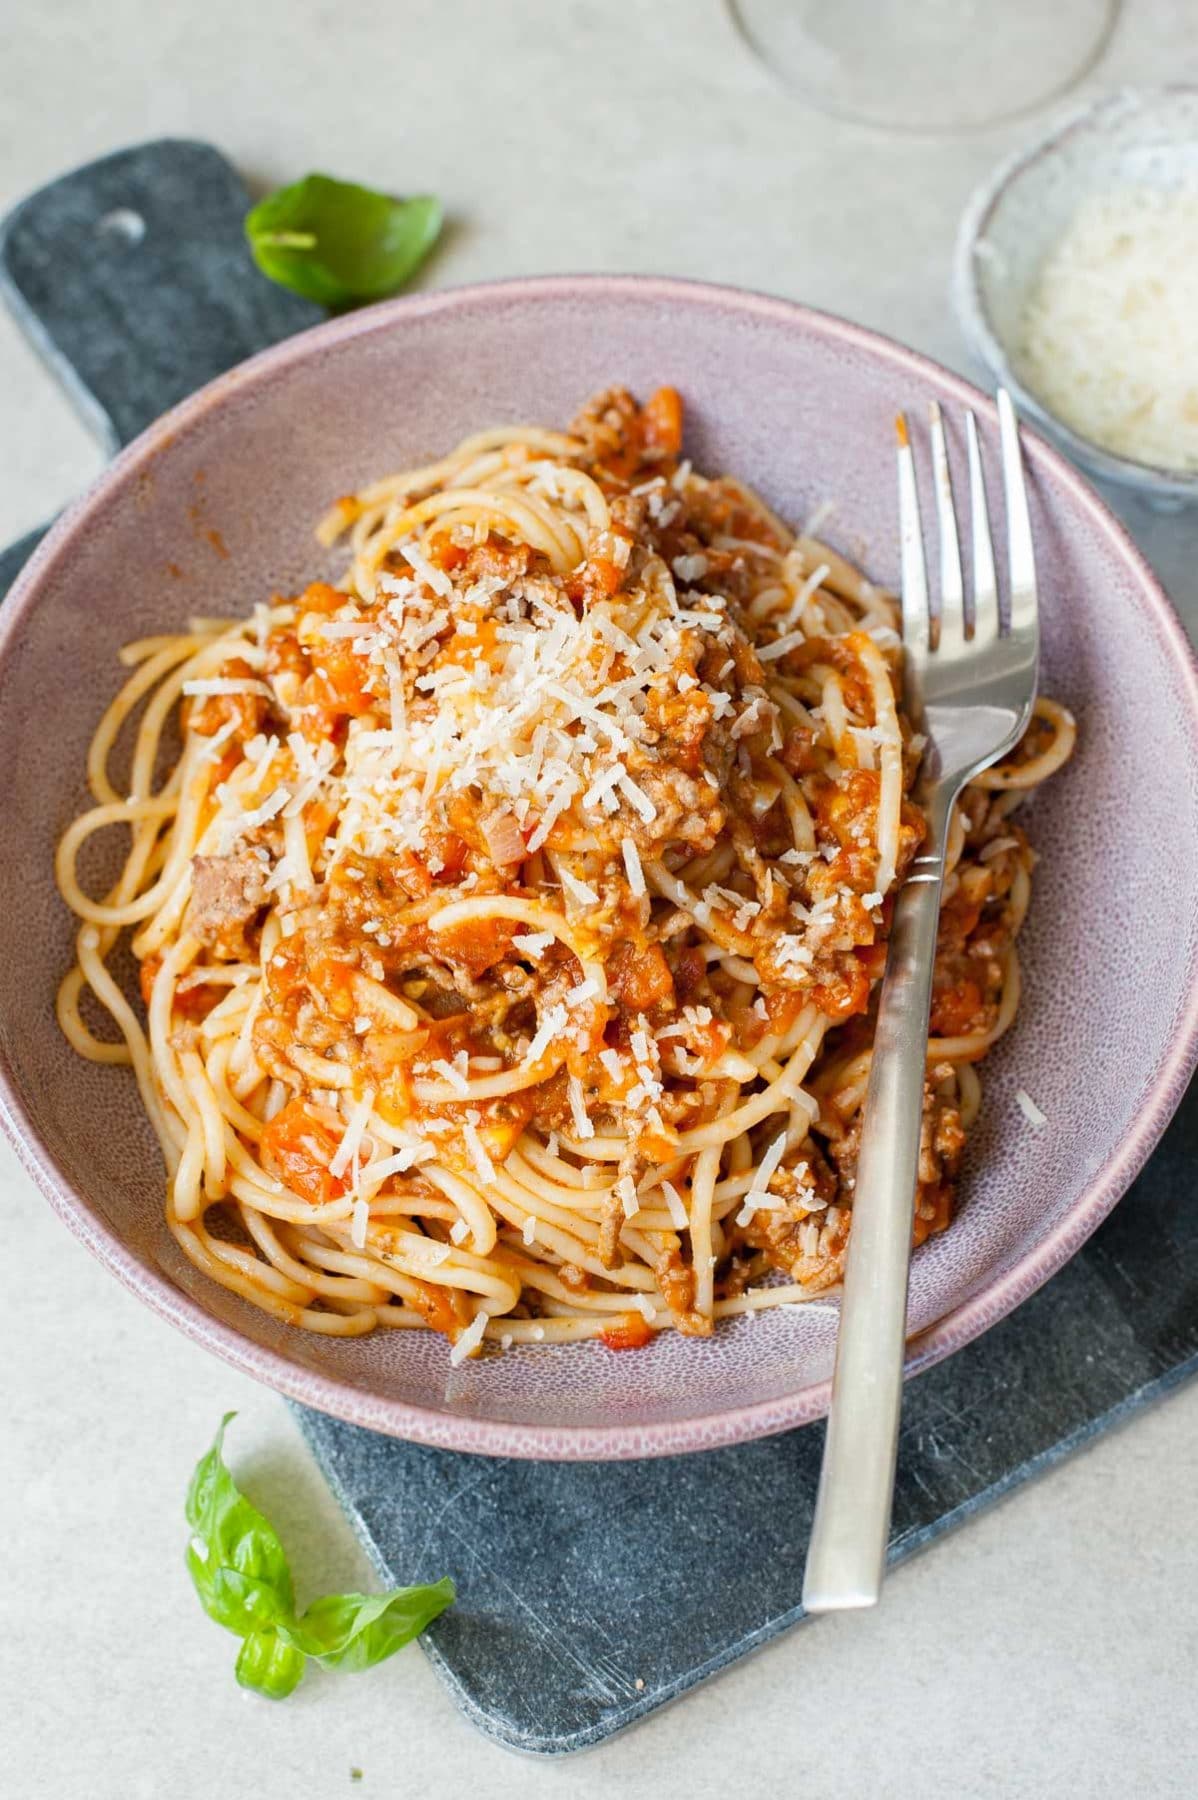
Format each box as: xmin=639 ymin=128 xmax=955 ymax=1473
xmin=3 ymin=4 xmax=1197 ymax=1795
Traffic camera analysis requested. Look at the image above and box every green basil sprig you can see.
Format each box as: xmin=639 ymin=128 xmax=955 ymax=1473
xmin=245 ymin=173 xmax=442 ymax=310
xmin=186 ymin=1414 xmax=454 ymax=1699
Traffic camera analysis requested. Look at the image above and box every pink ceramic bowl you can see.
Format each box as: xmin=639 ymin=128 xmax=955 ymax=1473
xmin=3 ymin=276 xmax=1198 ymax=1459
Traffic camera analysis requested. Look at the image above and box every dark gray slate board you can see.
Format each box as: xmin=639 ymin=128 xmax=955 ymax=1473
xmin=0 ymin=138 xmax=320 ymax=597
xmin=4 ymin=136 xmax=1196 ymax=1758
xmin=292 ymin=1080 xmax=1198 ymax=1753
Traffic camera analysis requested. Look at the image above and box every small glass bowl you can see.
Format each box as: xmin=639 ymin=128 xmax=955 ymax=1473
xmin=953 ymin=86 xmax=1198 ymax=511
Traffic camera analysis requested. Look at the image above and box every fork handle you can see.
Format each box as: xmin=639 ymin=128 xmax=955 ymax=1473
xmin=802 ymin=798 xmax=954 ymax=1611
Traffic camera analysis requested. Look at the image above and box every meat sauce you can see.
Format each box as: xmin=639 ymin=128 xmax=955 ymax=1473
xmin=145 ymin=384 xmax=1054 ymax=1349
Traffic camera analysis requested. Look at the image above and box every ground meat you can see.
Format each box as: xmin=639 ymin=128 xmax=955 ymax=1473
xmin=643 ymin=683 xmax=714 ymax=775
xmin=918 ymin=1068 xmax=966 ymax=1190
xmin=743 ymin=1190 xmax=847 ymax=1293
xmin=609 ymin=492 xmax=648 ymax=537
xmin=462 ymin=535 xmax=532 ymax=585
xmin=187 ymin=852 xmax=268 ymax=959
xmin=568 ymin=386 xmax=642 ymax=466
xmin=634 ymin=762 xmax=725 ymax=856
xmin=817 ymin=1069 xmax=965 ymax=1253
xmin=653 ymin=1245 xmax=710 ymax=1336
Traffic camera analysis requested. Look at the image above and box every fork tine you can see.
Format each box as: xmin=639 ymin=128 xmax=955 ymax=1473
xmin=997 ymin=388 xmax=1038 ymax=641
xmin=928 ymin=402 xmax=965 ymax=654
xmin=896 ymin=415 xmax=930 ymax=663
xmin=965 ymin=412 xmax=999 ymax=646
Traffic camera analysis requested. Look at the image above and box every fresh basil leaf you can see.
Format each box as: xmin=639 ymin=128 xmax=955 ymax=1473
xmin=235 ymin=1628 xmax=307 ymax=1700
xmin=282 ymin=1577 xmax=456 ymax=1672
xmin=185 ymin=1412 xmax=294 ymax=1635
xmin=186 ymin=1416 xmax=454 ymax=1698
xmin=245 ymin=174 xmax=442 ymax=310
xmin=190 ymin=1564 xmax=293 ymax=1636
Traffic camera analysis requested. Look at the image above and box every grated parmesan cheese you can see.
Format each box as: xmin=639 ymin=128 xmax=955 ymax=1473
xmin=429 ymin=1054 xmax=471 ymax=1095
xmin=401 ymin=537 xmax=455 ymax=598
xmin=567 ymin=1073 xmax=593 ymax=1139
xmin=1015 ymin=1087 xmax=1048 ymax=1130
xmin=672 ymin=552 xmax=709 ymax=584
xmin=230 ymin=785 xmax=289 ymax=832
xmin=661 ymin=1180 xmax=689 ymax=1230
xmin=182 ymin=677 xmax=274 ymax=699
xmin=513 ymin=930 xmax=554 ymax=958
xmin=1016 ymin=182 xmax=1198 ymax=473
xmin=560 ymin=868 xmax=599 ymax=908
xmin=621 ymin=838 xmax=646 ymax=896
xmin=524 ymin=1003 xmax=568 ymax=1067
xmin=448 ymin=1309 xmax=489 ymax=1366
xmin=329 ymin=1090 xmax=376 ymax=1181
xmin=735 ymin=1130 xmax=789 ymax=1224
xmin=462 ymin=1112 xmax=497 ymax=1183
xmin=616 ymin=1175 xmax=639 ymax=1218
xmin=362 ymin=1146 xmax=426 ymax=1182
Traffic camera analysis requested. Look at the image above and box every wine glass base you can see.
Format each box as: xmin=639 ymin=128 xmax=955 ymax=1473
xmin=729 ymin=0 xmax=1120 ymax=135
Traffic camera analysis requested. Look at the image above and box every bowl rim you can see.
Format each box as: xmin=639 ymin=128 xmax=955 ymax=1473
xmin=4 ymin=269 xmax=1198 ymax=1459
xmin=952 ymin=83 xmax=1198 ymax=502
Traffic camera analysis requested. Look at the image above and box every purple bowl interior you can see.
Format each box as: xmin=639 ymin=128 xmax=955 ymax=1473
xmin=3 ymin=276 xmax=1198 ymax=1457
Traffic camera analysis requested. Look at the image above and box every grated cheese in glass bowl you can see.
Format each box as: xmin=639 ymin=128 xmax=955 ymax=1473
xmin=954 ymin=86 xmax=1198 ymax=507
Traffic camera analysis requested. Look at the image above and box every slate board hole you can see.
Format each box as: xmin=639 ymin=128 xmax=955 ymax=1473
xmin=95 ymin=208 xmax=146 ymax=246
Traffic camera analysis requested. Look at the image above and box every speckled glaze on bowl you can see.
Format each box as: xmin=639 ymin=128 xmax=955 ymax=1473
xmin=3 ymin=275 xmax=1198 ymax=1460
xmin=954 ymin=86 xmax=1198 ymax=505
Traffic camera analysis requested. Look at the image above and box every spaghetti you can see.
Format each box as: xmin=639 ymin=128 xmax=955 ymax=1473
xmin=56 ymin=386 xmax=1075 ymax=1359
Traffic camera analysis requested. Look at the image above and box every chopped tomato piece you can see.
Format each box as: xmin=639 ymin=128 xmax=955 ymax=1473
xmin=566 ymin=554 xmax=624 ymax=604
xmin=855 ymin=941 xmax=889 ymax=983
xmin=138 ymin=954 xmax=213 ymax=1020
xmin=308 ymin=638 xmax=375 ymax=716
xmin=262 ymin=938 xmax=305 ymax=1009
xmin=425 ymin=915 xmax=516 ymax=978
xmin=409 ymin=1278 xmax=467 ymax=1338
xmin=811 ymin=959 xmax=873 ymax=1022
xmin=265 ymin=629 xmax=307 ymax=682
xmin=426 ymin=830 xmax=469 ymax=885
xmin=260 ymin=1098 xmax=347 ymax=1205
xmin=687 ymin=1017 xmax=731 ymax=1066
xmin=434 ymin=538 xmax=470 ymax=572
xmin=930 ymin=977 xmax=984 ymax=1037
xmin=600 ymin=1312 xmax=654 ymax=1351
xmin=138 ymin=955 xmax=160 ymax=1009
xmin=309 ymin=956 xmax=361 ymax=1020
xmin=299 ymin=580 xmax=352 ymax=615
xmin=610 ymin=942 xmax=675 ymax=1012
xmin=641 ymin=386 xmax=684 ymax=456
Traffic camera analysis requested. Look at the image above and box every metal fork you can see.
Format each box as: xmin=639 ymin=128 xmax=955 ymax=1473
xmin=802 ymin=389 xmax=1039 ymax=1612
